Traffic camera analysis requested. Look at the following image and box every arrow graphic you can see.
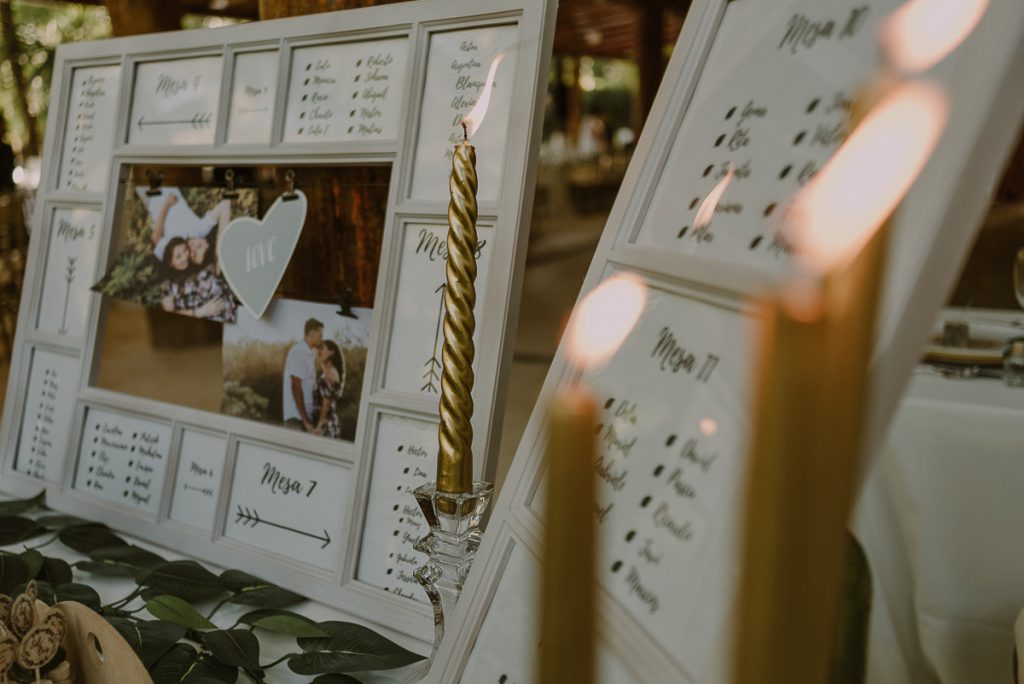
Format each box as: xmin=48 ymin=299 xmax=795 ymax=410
xmin=235 ymin=506 xmax=331 ymax=548
xmin=137 ymin=112 xmax=213 ymax=130
xmin=58 ymin=256 xmax=77 ymax=336
xmin=420 ymin=283 xmax=446 ymax=393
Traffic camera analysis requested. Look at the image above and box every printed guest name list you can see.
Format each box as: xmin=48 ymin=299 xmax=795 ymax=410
xmin=561 ymin=283 xmax=751 ymax=678
xmin=59 ymin=65 xmax=120 ymax=193
xmin=357 ymin=414 xmax=436 ymax=601
xmin=633 ymin=1 xmax=878 ymax=275
xmin=283 ymin=39 xmax=408 ymax=143
xmin=410 ymin=26 xmax=520 ymax=202
xmin=75 ymin=410 xmax=172 ymax=515
xmin=16 ymin=350 xmax=81 ymax=482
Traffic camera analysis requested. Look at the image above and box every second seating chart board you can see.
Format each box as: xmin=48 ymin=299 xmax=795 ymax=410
xmin=0 ymin=0 xmax=555 ymax=642
xmin=428 ymin=0 xmax=1024 ymax=681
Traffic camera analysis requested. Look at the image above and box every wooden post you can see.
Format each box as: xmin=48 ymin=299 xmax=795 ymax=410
xmin=566 ymin=56 xmax=582 ymax=152
xmin=258 ymin=0 xmax=405 ymax=20
xmin=635 ymin=2 xmax=663 ymax=127
xmin=103 ymin=0 xmax=184 ymax=36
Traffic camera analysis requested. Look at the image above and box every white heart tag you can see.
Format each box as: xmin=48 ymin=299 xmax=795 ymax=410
xmin=218 ymin=190 xmax=307 ymax=319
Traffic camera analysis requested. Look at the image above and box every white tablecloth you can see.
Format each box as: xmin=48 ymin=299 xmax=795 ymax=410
xmin=858 ymin=311 xmax=1024 ymax=683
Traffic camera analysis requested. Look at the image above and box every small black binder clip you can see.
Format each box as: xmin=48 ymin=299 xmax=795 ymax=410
xmin=282 ymin=169 xmax=299 ymax=201
xmin=337 ymin=286 xmax=358 ymax=319
xmin=223 ymin=169 xmax=239 ymax=200
xmin=145 ymin=170 xmax=164 ymax=197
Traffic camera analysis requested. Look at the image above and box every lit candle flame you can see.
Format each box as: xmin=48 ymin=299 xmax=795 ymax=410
xmin=787 ymin=80 xmax=948 ymax=272
xmin=462 ymin=53 xmax=506 ymax=139
xmin=880 ymin=0 xmax=990 ymax=73
xmin=693 ymin=166 xmax=734 ymax=231
xmin=567 ymin=273 xmax=648 ymax=370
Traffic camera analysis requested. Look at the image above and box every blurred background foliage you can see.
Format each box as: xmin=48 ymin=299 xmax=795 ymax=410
xmin=0 ymin=0 xmax=245 ymax=161
xmin=0 ymin=1 xmax=111 ymax=157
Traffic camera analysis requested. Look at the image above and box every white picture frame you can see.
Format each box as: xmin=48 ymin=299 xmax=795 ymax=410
xmin=0 ymin=0 xmax=556 ymax=643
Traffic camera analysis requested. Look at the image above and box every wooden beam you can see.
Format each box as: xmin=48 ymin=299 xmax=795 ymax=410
xmin=257 ymin=0 xmax=403 ymax=20
xmin=566 ymin=56 xmax=582 ymax=148
xmin=104 ymin=0 xmax=184 ymax=36
xmin=635 ymin=2 xmax=663 ymax=126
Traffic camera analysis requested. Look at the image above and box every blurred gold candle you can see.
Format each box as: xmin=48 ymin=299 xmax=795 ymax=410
xmin=539 ymin=273 xmax=647 ymax=684
xmin=539 ymin=386 xmax=597 ymax=684
xmin=734 ymin=82 xmax=948 ymax=683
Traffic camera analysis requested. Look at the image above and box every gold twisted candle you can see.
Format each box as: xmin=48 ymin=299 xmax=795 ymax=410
xmin=437 ymin=124 xmax=478 ymax=494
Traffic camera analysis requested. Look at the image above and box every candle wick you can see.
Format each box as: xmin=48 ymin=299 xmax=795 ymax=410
xmin=461 ymin=120 xmax=469 ymax=142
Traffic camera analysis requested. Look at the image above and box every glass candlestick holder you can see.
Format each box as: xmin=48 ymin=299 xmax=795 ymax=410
xmin=413 ymin=480 xmax=493 ymax=662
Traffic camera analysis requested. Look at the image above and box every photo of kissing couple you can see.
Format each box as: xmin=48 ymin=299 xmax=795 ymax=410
xmin=221 ymin=298 xmax=372 ymax=443
xmin=94 ymin=184 xmax=257 ymax=323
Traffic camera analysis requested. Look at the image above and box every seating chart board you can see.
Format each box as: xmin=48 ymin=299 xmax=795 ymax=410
xmin=0 ymin=0 xmax=555 ymax=644
xmin=429 ymin=0 xmax=1024 ymax=681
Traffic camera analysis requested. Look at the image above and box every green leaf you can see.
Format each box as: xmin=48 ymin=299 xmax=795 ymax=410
xmin=216 ymin=569 xmax=267 ymax=591
xmin=91 ymin=544 xmax=166 ymax=567
xmin=105 ymin=616 xmax=186 ymax=668
xmin=312 ymin=675 xmax=363 ymax=683
xmin=152 ymin=643 xmax=239 ymax=683
xmin=150 ymin=643 xmax=201 ymax=683
xmin=35 ymin=514 xmax=90 ymax=529
xmin=0 ymin=491 xmax=44 ymax=515
xmin=12 ymin=580 xmax=96 ymax=609
xmin=137 ymin=561 xmax=225 ymax=602
xmin=216 ymin=569 xmax=281 ymax=592
xmin=229 ymin=584 xmax=305 ymax=608
xmin=226 ymin=581 xmax=301 ymax=610
xmin=189 ymin=655 xmax=239 ymax=683
xmin=18 ymin=549 xmax=43 ymax=579
xmin=53 ymin=583 xmax=102 ymax=610
xmin=238 ymin=609 xmax=328 ymax=637
xmin=220 ymin=570 xmax=304 ymax=609
xmin=146 ymin=595 xmax=217 ymax=631
xmin=39 ymin=557 xmax=73 ymax=585
xmin=74 ymin=560 xmax=131 ymax=578
xmin=58 ymin=524 xmax=128 ymax=554
xmin=203 ymin=629 xmax=261 ymax=672
xmin=16 ymin=579 xmax=54 ymax=604
xmin=289 ymin=621 xmax=426 ymax=675
xmin=0 ymin=553 xmax=30 ymax=594
xmin=140 ymin=587 xmax=163 ymax=602
xmin=78 ymin=545 xmax=167 ymax=577
xmin=0 ymin=516 xmax=48 ymax=545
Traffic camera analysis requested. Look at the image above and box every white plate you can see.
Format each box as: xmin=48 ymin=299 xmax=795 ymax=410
xmin=924 ymin=317 xmax=1021 ymax=366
